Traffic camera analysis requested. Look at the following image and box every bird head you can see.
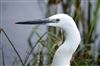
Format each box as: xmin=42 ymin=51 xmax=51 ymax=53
xmin=47 ymin=14 xmax=76 ymax=29
xmin=16 ymin=14 xmax=76 ymax=31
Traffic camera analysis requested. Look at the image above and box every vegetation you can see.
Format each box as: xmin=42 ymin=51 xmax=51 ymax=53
xmin=0 ymin=0 xmax=100 ymax=66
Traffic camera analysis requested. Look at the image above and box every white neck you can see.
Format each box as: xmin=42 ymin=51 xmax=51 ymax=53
xmin=51 ymin=25 xmax=81 ymax=66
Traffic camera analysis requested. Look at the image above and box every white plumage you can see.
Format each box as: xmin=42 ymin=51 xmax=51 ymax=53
xmin=48 ymin=14 xmax=81 ymax=66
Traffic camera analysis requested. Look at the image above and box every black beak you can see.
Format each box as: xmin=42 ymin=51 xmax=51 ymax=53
xmin=15 ymin=19 xmax=53 ymax=25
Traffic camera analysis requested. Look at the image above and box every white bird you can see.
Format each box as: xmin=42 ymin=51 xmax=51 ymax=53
xmin=16 ymin=14 xmax=81 ymax=66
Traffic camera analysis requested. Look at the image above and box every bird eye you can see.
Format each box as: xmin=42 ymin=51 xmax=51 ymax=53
xmin=56 ymin=19 xmax=60 ymax=22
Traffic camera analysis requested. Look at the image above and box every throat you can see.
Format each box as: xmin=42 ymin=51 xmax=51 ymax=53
xmin=61 ymin=28 xmax=81 ymax=64
xmin=52 ymin=27 xmax=81 ymax=66
xmin=64 ymin=27 xmax=81 ymax=47
xmin=51 ymin=43 xmax=71 ymax=66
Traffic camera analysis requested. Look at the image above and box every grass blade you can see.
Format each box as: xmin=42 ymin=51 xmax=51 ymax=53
xmin=1 ymin=29 xmax=24 ymax=66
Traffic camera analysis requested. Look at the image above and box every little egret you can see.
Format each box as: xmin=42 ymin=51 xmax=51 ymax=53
xmin=16 ymin=14 xmax=81 ymax=66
